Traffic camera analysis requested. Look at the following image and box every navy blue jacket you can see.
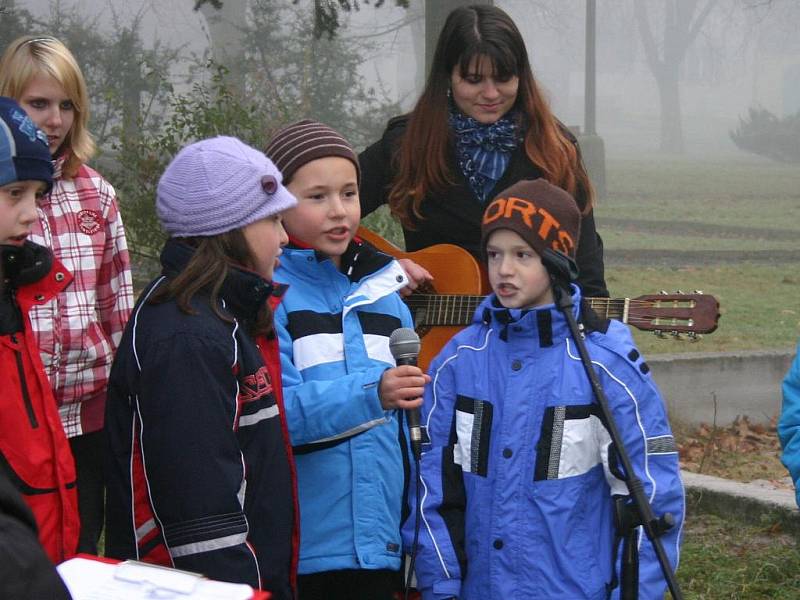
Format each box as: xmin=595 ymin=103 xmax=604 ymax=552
xmin=105 ymin=240 xmax=297 ymax=598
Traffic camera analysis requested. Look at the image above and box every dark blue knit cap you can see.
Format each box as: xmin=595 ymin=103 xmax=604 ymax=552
xmin=0 ymin=97 xmax=53 ymax=191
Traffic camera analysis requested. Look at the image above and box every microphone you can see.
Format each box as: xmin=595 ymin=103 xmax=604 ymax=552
xmin=389 ymin=328 xmax=423 ymax=460
xmin=541 ymin=248 xmax=579 ymax=285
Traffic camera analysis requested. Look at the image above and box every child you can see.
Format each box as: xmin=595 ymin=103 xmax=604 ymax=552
xmin=103 ymin=137 xmax=299 ymax=598
xmin=265 ymin=119 xmax=429 ymax=600
xmin=0 ymin=35 xmax=134 ymax=553
xmin=0 ymin=96 xmax=79 ymax=563
xmin=778 ymin=341 xmax=800 ymax=507
xmin=405 ymin=179 xmax=684 ymax=599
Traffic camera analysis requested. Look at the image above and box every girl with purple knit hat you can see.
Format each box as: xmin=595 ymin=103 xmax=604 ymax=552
xmin=103 ymin=136 xmax=300 ymax=599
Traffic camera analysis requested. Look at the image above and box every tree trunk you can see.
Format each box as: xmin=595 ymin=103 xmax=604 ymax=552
xmin=197 ymin=0 xmax=248 ymax=96
xmin=655 ymin=64 xmax=684 ymax=153
xmin=634 ymin=0 xmax=717 ymax=154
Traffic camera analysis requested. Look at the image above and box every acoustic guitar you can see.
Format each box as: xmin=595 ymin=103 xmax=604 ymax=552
xmin=358 ymin=227 xmax=721 ymax=370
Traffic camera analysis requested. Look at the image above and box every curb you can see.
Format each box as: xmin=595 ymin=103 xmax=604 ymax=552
xmin=682 ymin=471 xmax=800 ymax=535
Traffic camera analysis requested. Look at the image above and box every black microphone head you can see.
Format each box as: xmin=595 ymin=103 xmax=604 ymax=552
xmin=541 ymin=248 xmax=579 ymax=284
xmin=389 ymin=327 xmax=421 ymax=362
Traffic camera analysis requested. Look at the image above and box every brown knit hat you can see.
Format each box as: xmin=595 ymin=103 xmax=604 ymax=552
xmin=481 ymin=179 xmax=581 ymax=259
xmin=264 ymin=119 xmax=360 ymax=185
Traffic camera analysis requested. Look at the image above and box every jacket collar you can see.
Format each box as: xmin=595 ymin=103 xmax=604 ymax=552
xmin=475 ymin=284 xmax=582 ymax=347
xmin=160 ymin=238 xmax=279 ymax=323
xmin=1 ymin=241 xmax=71 ymax=334
xmin=284 ymin=237 xmax=394 ymax=283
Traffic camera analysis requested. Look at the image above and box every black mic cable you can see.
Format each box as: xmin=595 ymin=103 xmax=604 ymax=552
xmin=388 ymin=328 xmax=424 ymax=600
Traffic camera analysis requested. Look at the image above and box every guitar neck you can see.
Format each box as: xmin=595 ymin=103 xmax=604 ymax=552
xmin=405 ymin=294 xmax=629 ymax=326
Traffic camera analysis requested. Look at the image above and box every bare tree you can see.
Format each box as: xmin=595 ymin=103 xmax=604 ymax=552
xmin=634 ymin=0 xmax=718 ymax=153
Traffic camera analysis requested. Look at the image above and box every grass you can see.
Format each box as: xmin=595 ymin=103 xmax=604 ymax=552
xmin=606 ymin=263 xmax=800 ymax=355
xmin=601 ymin=158 xmax=800 ymax=229
xmin=601 ymin=230 xmax=798 ymax=252
xmin=669 ymin=513 xmax=800 ymax=600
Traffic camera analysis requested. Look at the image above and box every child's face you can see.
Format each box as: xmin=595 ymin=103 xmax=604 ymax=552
xmin=0 ymin=180 xmax=45 ymax=245
xmin=486 ymin=229 xmax=554 ymax=310
xmin=242 ymin=213 xmax=289 ymax=281
xmin=19 ymin=73 xmax=75 ymax=155
xmin=283 ymin=157 xmax=360 ymax=268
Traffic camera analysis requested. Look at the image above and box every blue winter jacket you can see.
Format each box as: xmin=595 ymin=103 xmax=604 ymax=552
xmin=778 ymin=342 xmax=800 ymax=507
xmin=274 ymin=241 xmax=413 ymax=574
xmin=404 ymin=288 xmax=684 ymax=600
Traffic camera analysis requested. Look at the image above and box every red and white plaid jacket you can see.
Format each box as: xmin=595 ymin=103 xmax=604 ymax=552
xmin=28 ymin=156 xmax=134 ymax=437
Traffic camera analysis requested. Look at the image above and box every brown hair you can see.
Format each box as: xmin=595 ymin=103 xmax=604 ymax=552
xmin=0 ymin=36 xmax=95 ymax=179
xmin=388 ymin=4 xmax=593 ymax=228
xmin=149 ymin=231 xmax=274 ymax=337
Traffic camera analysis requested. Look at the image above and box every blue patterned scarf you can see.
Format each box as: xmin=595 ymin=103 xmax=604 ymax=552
xmin=449 ymin=108 xmax=521 ymax=203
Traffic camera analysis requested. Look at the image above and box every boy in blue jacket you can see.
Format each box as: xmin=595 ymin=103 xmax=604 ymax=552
xmin=778 ymin=341 xmax=800 ymax=507
xmin=405 ymin=179 xmax=684 ymax=600
xmin=265 ymin=120 xmax=429 ymax=600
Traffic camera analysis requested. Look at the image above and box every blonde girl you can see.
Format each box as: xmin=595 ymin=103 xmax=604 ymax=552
xmin=0 ymin=35 xmax=134 ymax=553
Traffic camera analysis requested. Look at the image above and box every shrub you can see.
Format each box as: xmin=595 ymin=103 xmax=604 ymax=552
xmin=730 ymin=107 xmax=800 ymax=163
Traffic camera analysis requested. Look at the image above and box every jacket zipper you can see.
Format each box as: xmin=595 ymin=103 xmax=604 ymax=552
xmin=12 ymin=335 xmax=39 ymax=428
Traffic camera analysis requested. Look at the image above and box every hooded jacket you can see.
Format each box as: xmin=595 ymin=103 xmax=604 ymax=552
xmin=273 ymin=240 xmax=413 ymax=575
xmin=104 ymin=239 xmax=298 ymax=598
xmin=0 ymin=241 xmax=79 ymax=564
xmin=405 ymin=288 xmax=684 ymax=600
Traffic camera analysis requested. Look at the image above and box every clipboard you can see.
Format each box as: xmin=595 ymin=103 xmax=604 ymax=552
xmin=57 ymin=555 xmax=271 ymax=599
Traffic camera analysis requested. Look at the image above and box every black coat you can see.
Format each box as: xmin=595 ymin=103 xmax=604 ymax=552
xmin=359 ymin=116 xmax=608 ymax=298
xmin=105 ymin=240 xmax=296 ymax=598
xmin=0 ymin=470 xmax=71 ymax=599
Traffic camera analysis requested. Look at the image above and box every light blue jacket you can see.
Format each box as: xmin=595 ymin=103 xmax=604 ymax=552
xmin=274 ymin=242 xmax=413 ymax=575
xmin=778 ymin=342 xmax=800 ymax=507
xmin=405 ymin=288 xmax=684 ymax=600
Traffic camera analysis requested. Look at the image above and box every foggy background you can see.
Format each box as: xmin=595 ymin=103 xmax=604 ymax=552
xmin=5 ymin=0 xmax=799 ymax=159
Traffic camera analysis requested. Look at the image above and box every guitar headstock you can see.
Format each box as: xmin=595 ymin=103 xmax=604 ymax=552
xmin=628 ymin=291 xmax=720 ymax=337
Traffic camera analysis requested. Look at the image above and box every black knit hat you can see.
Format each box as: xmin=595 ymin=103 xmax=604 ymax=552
xmin=481 ymin=178 xmax=581 ymax=259
xmin=264 ymin=119 xmax=360 ymax=185
xmin=0 ymin=97 xmax=53 ymax=191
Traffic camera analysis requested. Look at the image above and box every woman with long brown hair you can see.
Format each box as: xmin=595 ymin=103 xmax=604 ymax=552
xmin=359 ymin=4 xmax=608 ymax=298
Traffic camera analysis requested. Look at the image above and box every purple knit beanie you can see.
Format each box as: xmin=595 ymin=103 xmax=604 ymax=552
xmin=157 ymin=136 xmax=297 ymax=237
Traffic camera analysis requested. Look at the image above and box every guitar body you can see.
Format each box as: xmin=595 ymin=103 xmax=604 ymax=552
xmin=358 ymin=227 xmax=488 ymax=369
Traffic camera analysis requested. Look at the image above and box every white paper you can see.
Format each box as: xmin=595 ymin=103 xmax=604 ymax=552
xmin=57 ymin=557 xmax=255 ymax=600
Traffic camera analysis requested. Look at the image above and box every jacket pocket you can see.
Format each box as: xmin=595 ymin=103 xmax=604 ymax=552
xmin=531 ymin=467 xmax=610 ymax=596
xmin=534 ymin=403 xmax=607 ymax=482
xmin=452 ymin=395 xmax=493 ymax=477
xmin=77 ymin=320 xmax=113 ymax=372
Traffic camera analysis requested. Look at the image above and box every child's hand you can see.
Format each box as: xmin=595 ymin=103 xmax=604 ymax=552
xmin=379 ymin=365 xmax=430 ymax=410
xmin=397 ymin=258 xmax=434 ymax=298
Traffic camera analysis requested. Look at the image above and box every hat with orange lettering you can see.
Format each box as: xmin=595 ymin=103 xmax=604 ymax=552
xmin=481 ymin=178 xmax=581 ymax=259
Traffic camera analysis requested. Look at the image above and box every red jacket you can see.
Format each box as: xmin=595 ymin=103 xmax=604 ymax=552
xmin=0 ymin=242 xmax=79 ymax=563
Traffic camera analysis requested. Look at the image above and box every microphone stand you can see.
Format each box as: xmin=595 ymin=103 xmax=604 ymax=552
xmin=541 ymin=250 xmax=683 ymax=600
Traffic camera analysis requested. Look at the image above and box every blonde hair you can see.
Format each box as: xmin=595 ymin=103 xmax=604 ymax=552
xmin=0 ymin=35 xmax=95 ymax=178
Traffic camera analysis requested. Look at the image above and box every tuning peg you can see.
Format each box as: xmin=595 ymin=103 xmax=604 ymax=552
xmin=675 ymin=289 xmax=684 ymax=295
xmin=688 ymin=332 xmax=701 ymax=342
xmin=660 ymin=290 xmax=668 ymax=295
xmin=653 ymin=329 xmax=667 ymax=338
xmin=693 ymin=290 xmax=704 ymax=294
xmin=671 ymin=331 xmax=682 ymax=340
